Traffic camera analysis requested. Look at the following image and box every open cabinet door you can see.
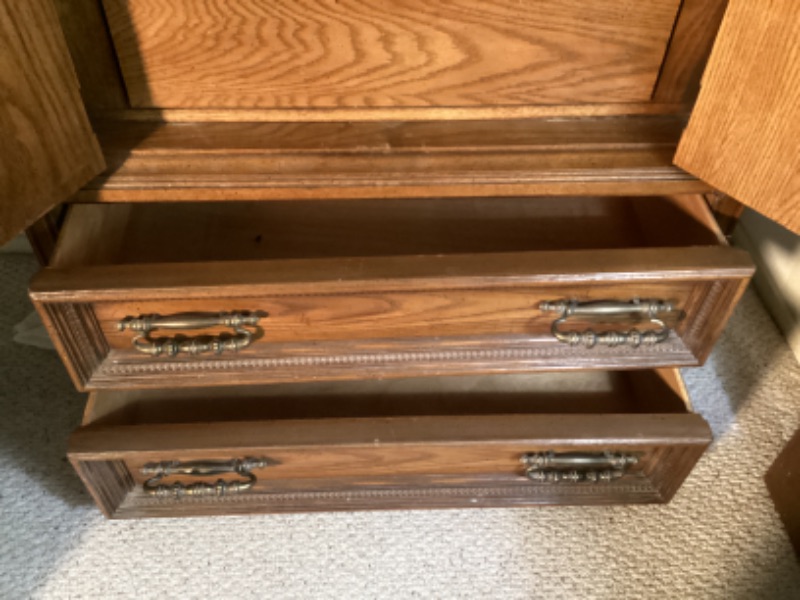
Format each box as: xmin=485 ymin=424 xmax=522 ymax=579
xmin=675 ymin=0 xmax=800 ymax=234
xmin=0 ymin=0 xmax=105 ymax=246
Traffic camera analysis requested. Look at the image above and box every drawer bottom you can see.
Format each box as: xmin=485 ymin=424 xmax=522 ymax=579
xmin=69 ymin=370 xmax=711 ymax=518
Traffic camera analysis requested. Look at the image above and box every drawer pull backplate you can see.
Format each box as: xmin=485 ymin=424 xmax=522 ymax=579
xmin=141 ymin=457 xmax=269 ymax=498
xmin=521 ymin=451 xmax=638 ymax=484
xmin=540 ymin=299 xmax=673 ymax=348
xmin=118 ymin=311 xmax=266 ymax=357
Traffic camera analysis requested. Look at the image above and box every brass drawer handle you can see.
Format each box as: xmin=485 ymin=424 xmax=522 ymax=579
xmin=521 ymin=451 xmax=638 ymax=484
xmin=141 ymin=457 xmax=269 ymax=498
xmin=539 ymin=299 xmax=673 ymax=348
xmin=118 ymin=311 xmax=266 ymax=357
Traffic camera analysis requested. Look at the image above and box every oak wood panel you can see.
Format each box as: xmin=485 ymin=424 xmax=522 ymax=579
xmin=81 ymin=116 xmax=709 ymax=201
xmin=51 ymin=0 xmax=128 ymax=110
xmin=70 ymin=409 xmax=711 ymax=517
xmin=90 ymin=283 xmax=695 ymax=348
xmin=0 ymin=0 xmax=105 ymax=246
xmin=652 ymin=0 xmax=729 ymax=103
xmin=674 ymin=0 xmax=800 ymax=233
xmin=101 ymin=0 xmax=681 ymax=109
xmin=94 ymin=116 xmax=690 ymax=155
xmin=30 ymin=247 xmax=753 ymax=390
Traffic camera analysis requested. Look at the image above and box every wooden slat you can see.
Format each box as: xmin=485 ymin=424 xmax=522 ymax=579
xmin=101 ymin=0 xmax=680 ymax=109
xmin=675 ymin=0 xmax=800 ymax=233
xmin=70 ymin=414 xmax=711 ymax=466
xmin=0 ymin=0 xmax=105 ymax=246
xmin=93 ymin=103 xmax=688 ymax=123
xmin=81 ymin=116 xmax=710 ymax=201
xmin=31 ymin=246 xmax=755 ymax=301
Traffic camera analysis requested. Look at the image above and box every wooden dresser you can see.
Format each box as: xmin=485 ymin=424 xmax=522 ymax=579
xmin=1 ymin=0 xmax=797 ymax=518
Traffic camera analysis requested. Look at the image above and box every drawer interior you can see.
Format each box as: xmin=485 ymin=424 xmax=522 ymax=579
xmin=83 ymin=369 xmax=693 ymax=428
xmin=52 ymin=195 xmax=724 ymax=267
xmin=70 ymin=369 xmax=711 ymax=518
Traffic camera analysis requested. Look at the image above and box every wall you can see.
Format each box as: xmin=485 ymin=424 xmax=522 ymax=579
xmin=734 ymin=209 xmax=800 ymax=361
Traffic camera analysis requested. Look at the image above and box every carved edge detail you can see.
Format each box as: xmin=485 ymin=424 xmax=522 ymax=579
xmin=131 ymin=482 xmax=660 ymax=510
xmin=72 ymin=459 xmax=134 ymax=517
xmin=96 ymin=336 xmax=694 ymax=381
xmin=681 ymin=279 xmax=737 ymax=359
xmin=41 ymin=303 xmax=108 ymax=388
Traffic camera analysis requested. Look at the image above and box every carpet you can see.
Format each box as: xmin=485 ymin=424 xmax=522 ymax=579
xmin=1 ymin=253 xmax=799 ymax=599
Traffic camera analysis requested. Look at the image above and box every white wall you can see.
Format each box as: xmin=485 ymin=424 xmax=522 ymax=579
xmin=734 ymin=209 xmax=800 ymax=361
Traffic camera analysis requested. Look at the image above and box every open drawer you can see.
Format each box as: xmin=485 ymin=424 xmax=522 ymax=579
xmin=69 ymin=369 xmax=711 ymax=518
xmin=30 ymin=195 xmax=753 ymax=390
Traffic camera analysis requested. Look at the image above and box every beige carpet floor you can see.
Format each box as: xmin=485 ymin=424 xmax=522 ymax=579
xmin=1 ymin=253 xmax=799 ymax=599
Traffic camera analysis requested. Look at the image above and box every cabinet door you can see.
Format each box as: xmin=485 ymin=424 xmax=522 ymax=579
xmin=675 ymin=0 xmax=800 ymax=233
xmin=0 ymin=0 xmax=105 ymax=246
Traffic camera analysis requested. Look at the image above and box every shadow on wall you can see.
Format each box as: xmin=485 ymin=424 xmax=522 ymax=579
xmin=734 ymin=209 xmax=800 ymax=360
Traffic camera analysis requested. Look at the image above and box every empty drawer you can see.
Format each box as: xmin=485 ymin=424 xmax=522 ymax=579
xmin=31 ymin=195 xmax=753 ymax=390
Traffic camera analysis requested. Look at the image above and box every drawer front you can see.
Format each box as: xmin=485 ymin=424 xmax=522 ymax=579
xmin=101 ymin=0 xmax=681 ymax=109
xmin=70 ymin=413 xmax=711 ymax=518
xmin=32 ymin=247 xmax=752 ymax=390
xmin=31 ymin=196 xmax=754 ymax=390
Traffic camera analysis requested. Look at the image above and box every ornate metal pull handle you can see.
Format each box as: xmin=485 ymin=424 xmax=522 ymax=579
xmin=118 ymin=311 xmax=266 ymax=357
xmin=141 ymin=457 xmax=269 ymax=498
xmin=539 ymin=299 xmax=673 ymax=348
xmin=521 ymin=451 xmax=638 ymax=484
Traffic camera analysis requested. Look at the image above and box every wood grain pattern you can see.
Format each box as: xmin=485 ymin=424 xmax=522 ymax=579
xmin=29 ymin=195 xmax=753 ymax=391
xmin=30 ymin=248 xmax=753 ymax=390
xmin=674 ymin=0 xmax=800 ymax=233
xmin=82 ymin=116 xmax=710 ymax=201
xmin=0 ymin=0 xmax=105 ymax=246
xmin=94 ymin=103 xmax=688 ymax=123
xmin=51 ymin=0 xmax=128 ymax=110
xmin=101 ymin=0 xmax=681 ymax=109
xmin=653 ymin=0 xmax=729 ymax=103
xmin=69 ymin=396 xmax=711 ymax=517
xmin=36 ymin=302 xmax=108 ymax=388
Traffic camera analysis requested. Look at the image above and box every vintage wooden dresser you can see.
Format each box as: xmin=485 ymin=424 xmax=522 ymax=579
xmin=1 ymin=0 xmax=798 ymax=518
